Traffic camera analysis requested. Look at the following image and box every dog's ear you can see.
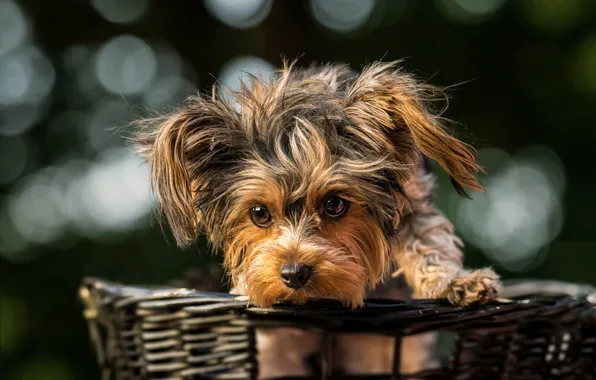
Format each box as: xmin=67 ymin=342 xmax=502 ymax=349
xmin=132 ymin=95 xmax=243 ymax=247
xmin=345 ymin=61 xmax=483 ymax=194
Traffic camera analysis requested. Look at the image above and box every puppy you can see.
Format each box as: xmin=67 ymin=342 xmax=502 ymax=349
xmin=132 ymin=60 xmax=501 ymax=377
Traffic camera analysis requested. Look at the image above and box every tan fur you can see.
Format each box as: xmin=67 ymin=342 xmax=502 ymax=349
xmin=255 ymin=328 xmax=322 ymax=378
xmin=394 ymin=165 xmax=501 ymax=305
xmin=346 ymin=61 xmax=484 ymax=192
xmin=133 ymin=60 xmax=501 ymax=378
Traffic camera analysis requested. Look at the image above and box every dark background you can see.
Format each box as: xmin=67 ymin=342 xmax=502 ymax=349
xmin=1 ymin=0 xmax=595 ymax=378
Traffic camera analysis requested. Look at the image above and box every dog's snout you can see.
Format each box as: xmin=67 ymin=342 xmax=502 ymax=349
xmin=280 ymin=263 xmax=312 ymax=289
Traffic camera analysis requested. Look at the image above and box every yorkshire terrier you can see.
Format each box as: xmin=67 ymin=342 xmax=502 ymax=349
xmin=132 ymin=60 xmax=501 ymax=377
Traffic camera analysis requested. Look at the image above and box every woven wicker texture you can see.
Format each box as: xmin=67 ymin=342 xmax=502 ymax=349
xmin=80 ymin=278 xmax=596 ymax=380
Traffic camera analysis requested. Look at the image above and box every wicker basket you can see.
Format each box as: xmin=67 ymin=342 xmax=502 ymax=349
xmin=79 ymin=278 xmax=596 ymax=380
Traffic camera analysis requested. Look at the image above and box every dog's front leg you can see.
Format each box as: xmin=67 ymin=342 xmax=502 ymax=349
xmin=231 ymin=283 xmax=321 ymax=378
xmin=394 ymin=171 xmax=501 ymax=306
xmin=255 ymin=327 xmax=322 ymax=379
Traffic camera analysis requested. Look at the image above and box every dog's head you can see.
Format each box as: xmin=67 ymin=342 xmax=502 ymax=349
xmin=133 ymin=61 xmax=482 ymax=307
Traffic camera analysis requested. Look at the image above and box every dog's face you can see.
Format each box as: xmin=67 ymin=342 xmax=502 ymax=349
xmin=219 ymin=134 xmax=395 ymax=308
xmin=133 ymin=61 xmax=482 ymax=307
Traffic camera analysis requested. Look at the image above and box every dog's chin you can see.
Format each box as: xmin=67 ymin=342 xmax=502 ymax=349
xmin=244 ymin=261 xmax=368 ymax=309
xmin=246 ymin=286 xmax=366 ymax=310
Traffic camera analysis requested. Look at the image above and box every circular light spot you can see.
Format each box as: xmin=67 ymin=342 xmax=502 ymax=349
xmin=454 ymin=0 xmax=505 ymax=15
xmin=218 ymin=55 xmax=275 ymax=103
xmin=517 ymin=145 xmax=565 ymax=195
xmin=95 ymin=35 xmax=157 ymax=95
xmin=58 ymin=159 xmax=93 ymax=231
xmin=0 ymin=0 xmax=29 ymax=56
xmin=0 ymin=45 xmax=55 ymax=105
xmin=0 ymin=53 xmax=28 ymax=103
xmin=310 ymin=0 xmax=376 ymax=32
xmin=0 ymin=135 xmax=27 ymax=184
xmin=142 ymin=43 xmax=197 ymax=108
xmin=91 ymin=0 xmax=149 ymax=24
xmin=451 ymin=146 xmax=565 ymax=272
xmin=78 ymin=148 xmax=153 ymax=232
xmin=437 ymin=0 xmax=506 ymax=24
xmin=142 ymin=76 xmax=196 ymax=109
xmin=204 ymin=0 xmax=272 ymax=29
xmin=8 ymin=168 xmax=68 ymax=245
xmin=153 ymin=44 xmax=185 ymax=77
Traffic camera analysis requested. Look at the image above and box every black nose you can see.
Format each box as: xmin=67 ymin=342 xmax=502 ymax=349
xmin=280 ymin=263 xmax=312 ymax=289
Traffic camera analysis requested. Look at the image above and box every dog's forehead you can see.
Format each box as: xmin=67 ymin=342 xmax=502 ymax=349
xmin=235 ymin=68 xmax=354 ymax=135
xmin=239 ymin=162 xmax=326 ymax=203
xmin=237 ymin=156 xmax=349 ymax=213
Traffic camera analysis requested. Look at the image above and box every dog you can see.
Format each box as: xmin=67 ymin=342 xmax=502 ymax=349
xmin=132 ymin=60 xmax=501 ymax=377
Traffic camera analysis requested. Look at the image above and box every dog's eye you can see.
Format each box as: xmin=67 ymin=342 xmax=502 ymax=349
xmin=323 ymin=195 xmax=349 ymax=218
xmin=250 ymin=205 xmax=272 ymax=227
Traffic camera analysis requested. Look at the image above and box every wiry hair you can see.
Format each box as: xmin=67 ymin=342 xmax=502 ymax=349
xmin=344 ymin=62 xmax=484 ymax=196
xmin=132 ymin=60 xmax=490 ymax=308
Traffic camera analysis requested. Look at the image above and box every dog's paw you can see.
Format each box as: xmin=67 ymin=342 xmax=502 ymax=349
xmin=446 ymin=268 xmax=501 ymax=306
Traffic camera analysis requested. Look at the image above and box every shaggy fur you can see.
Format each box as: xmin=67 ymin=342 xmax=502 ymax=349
xmin=132 ymin=60 xmax=501 ymax=377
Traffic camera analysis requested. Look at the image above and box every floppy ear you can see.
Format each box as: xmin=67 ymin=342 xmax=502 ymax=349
xmin=345 ymin=61 xmax=483 ymax=195
xmin=132 ymin=95 xmax=243 ymax=247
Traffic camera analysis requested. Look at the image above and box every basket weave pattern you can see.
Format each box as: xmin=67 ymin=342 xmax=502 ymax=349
xmin=80 ymin=278 xmax=596 ymax=380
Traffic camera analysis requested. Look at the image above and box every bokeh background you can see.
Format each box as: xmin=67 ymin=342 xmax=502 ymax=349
xmin=1 ymin=0 xmax=595 ymax=378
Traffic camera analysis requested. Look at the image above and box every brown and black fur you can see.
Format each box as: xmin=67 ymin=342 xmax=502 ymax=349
xmin=132 ymin=60 xmax=500 ymax=377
